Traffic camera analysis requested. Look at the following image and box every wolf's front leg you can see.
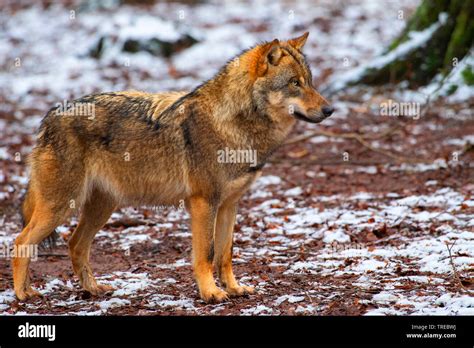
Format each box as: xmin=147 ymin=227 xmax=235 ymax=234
xmin=214 ymin=202 xmax=255 ymax=297
xmin=188 ymin=196 xmax=229 ymax=303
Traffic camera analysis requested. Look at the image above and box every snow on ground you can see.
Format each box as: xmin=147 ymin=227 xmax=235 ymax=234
xmin=1 ymin=175 xmax=472 ymax=315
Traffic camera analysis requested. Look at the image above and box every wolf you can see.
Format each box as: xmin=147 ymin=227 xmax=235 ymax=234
xmin=13 ymin=32 xmax=333 ymax=303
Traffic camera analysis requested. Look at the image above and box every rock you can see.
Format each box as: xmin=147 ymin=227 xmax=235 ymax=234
xmin=122 ymin=34 xmax=198 ymax=58
xmin=89 ymin=33 xmax=198 ymax=59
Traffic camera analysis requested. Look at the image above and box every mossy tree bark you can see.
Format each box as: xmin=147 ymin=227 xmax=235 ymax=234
xmin=358 ymin=0 xmax=473 ymax=87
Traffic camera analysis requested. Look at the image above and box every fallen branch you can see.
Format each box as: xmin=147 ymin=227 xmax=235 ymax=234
xmin=285 ymin=125 xmax=402 ymax=145
xmin=352 ymin=133 xmax=415 ymax=162
xmin=105 ymin=218 xmax=151 ymax=229
xmin=269 ymin=158 xmax=402 ymax=166
xmin=419 ymin=61 xmax=459 ymax=118
xmin=284 ymin=128 xmax=421 ymax=163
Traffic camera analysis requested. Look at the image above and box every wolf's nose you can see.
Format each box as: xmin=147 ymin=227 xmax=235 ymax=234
xmin=322 ymin=106 xmax=334 ymax=117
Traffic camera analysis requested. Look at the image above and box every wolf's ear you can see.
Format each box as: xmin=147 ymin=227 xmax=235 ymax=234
xmin=257 ymin=39 xmax=283 ymax=76
xmin=265 ymin=39 xmax=283 ymax=65
xmin=288 ymin=32 xmax=309 ymax=51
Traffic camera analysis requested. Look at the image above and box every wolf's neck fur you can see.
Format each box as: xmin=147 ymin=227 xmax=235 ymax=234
xmin=198 ymin=63 xmax=254 ymax=120
xmin=189 ymin=58 xmax=294 ymax=160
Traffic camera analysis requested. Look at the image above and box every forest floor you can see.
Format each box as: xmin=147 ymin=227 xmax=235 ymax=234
xmin=0 ymin=0 xmax=473 ymax=315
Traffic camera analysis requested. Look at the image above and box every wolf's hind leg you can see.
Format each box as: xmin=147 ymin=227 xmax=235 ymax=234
xmin=68 ymin=187 xmax=116 ymax=295
xmin=13 ymin=200 xmax=69 ymax=300
xmin=214 ymin=201 xmax=254 ymax=297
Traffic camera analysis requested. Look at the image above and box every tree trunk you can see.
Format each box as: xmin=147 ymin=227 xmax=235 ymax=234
xmin=326 ymin=0 xmax=473 ymax=91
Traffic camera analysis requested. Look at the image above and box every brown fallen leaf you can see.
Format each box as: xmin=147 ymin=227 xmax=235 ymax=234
xmin=288 ymin=148 xmax=309 ymax=158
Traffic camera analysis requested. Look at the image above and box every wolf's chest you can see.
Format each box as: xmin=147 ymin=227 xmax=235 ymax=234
xmin=220 ymin=170 xmax=262 ymax=203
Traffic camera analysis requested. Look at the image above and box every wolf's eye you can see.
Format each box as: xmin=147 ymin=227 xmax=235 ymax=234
xmin=290 ymin=79 xmax=300 ymax=87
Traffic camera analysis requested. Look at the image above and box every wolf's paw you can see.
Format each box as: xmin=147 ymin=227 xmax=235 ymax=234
xmin=200 ymin=287 xmax=229 ymax=303
xmin=226 ymin=284 xmax=255 ymax=297
xmin=85 ymin=283 xmax=114 ymax=296
xmin=15 ymin=287 xmax=42 ymax=301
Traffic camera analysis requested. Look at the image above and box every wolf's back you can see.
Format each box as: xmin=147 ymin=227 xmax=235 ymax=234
xmin=35 ymin=91 xmax=187 ymax=151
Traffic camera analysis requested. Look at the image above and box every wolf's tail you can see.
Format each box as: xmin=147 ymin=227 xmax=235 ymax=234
xmin=20 ymin=185 xmax=34 ymax=228
xmin=20 ymin=185 xmax=59 ymax=250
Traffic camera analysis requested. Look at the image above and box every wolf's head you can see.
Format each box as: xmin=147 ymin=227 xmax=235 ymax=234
xmin=245 ymin=32 xmax=333 ymax=123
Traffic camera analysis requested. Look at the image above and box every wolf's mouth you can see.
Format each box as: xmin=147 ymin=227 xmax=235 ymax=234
xmin=293 ymin=111 xmax=324 ymax=124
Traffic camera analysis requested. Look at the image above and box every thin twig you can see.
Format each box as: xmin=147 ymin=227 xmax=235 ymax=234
xmin=445 ymin=241 xmax=470 ymax=294
xmin=38 ymin=253 xmax=69 ymax=258
xmin=420 ymin=64 xmax=458 ymax=118
xmin=305 ymin=291 xmax=315 ymax=305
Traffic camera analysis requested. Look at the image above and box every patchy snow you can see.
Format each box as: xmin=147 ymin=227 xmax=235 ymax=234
xmin=100 ymin=272 xmax=152 ymax=297
xmin=0 ymin=289 xmax=16 ymax=308
xmin=1 ymin=177 xmax=472 ymax=315
xmin=372 ymin=292 xmax=399 ymax=304
xmin=0 ymin=148 xmax=9 ymax=160
xmin=154 ymin=259 xmax=190 ymax=269
xmin=147 ymin=294 xmax=196 ymax=310
xmin=284 ymin=187 xmax=303 ymax=196
xmin=253 ymin=175 xmax=282 ymax=187
xmin=367 ymin=293 xmax=474 ymax=316
xmin=444 ymin=135 xmax=474 ymax=147
xmin=310 ymin=135 xmax=344 ymax=144
xmin=117 ymin=15 xmax=182 ymax=42
xmin=353 ymin=260 xmax=387 ymax=272
xmin=389 ymin=159 xmax=449 ymax=172
xmin=323 ymin=229 xmax=351 ymax=243
xmin=38 ymin=279 xmax=70 ymax=296
xmin=275 ymin=295 xmax=306 ymax=305
xmin=241 ymin=305 xmax=274 ymax=315
xmin=98 ymin=298 xmax=131 ymax=311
